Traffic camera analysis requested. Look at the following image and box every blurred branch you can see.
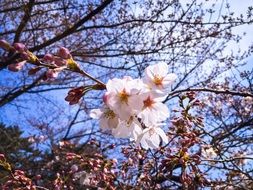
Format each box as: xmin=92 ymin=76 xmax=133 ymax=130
xmin=0 ymin=72 xmax=46 ymax=107
xmin=167 ymin=88 xmax=253 ymax=98
xmin=13 ymin=0 xmax=35 ymax=43
xmin=30 ymin=0 xmax=113 ymax=52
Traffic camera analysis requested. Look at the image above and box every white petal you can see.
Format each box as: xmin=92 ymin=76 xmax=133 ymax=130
xmin=89 ymin=109 xmax=103 ymax=119
xmin=154 ymin=127 xmax=168 ymax=144
xmin=112 ymin=121 xmax=132 ymax=138
xmin=128 ymin=95 xmax=144 ymax=111
xmin=141 ymin=132 xmax=158 ymax=149
xmin=162 ymin=73 xmax=177 ymax=87
xmin=139 ymin=138 xmax=149 ymax=149
xmin=149 ymin=132 xmax=160 ymax=148
xmin=153 ymin=102 xmax=170 ymax=121
xmin=99 ymin=118 xmax=110 ymax=131
xmin=155 ymin=62 xmax=168 ymax=77
xmin=131 ymin=123 xmax=143 ymax=140
xmin=136 ymin=128 xmax=149 ymax=145
xmin=106 ymin=78 xmax=123 ymax=93
xmin=145 ymin=65 xmax=154 ymax=81
xmin=108 ymin=117 xmax=119 ymax=129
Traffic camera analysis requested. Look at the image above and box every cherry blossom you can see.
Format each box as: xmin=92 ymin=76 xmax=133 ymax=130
xmin=138 ymin=93 xmax=169 ymax=126
xmin=106 ymin=77 xmax=144 ymax=120
xmin=112 ymin=117 xmax=142 ymax=140
xmin=136 ymin=125 xmax=168 ymax=149
xmin=89 ymin=62 xmax=177 ymax=149
xmin=201 ymin=145 xmax=217 ymax=159
xmin=143 ymin=62 xmax=177 ymax=93
xmin=90 ymin=106 xmax=119 ymax=132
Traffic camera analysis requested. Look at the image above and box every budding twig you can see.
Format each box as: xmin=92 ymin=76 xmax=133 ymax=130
xmin=167 ymin=88 xmax=253 ymax=98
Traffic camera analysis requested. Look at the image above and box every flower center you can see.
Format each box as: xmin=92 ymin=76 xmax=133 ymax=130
xmin=118 ymin=89 xmax=129 ymax=103
xmin=143 ymin=96 xmax=154 ymax=108
xmin=104 ymin=109 xmax=116 ymax=119
xmin=153 ymin=75 xmax=163 ymax=86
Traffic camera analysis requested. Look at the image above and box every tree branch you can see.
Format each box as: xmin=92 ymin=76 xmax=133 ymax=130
xmin=167 ymin=88 xmax=253 ymax=98
xmin=30 ymin=0 xmax=113 ymax=52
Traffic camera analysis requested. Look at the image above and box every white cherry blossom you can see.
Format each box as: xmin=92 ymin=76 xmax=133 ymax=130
xmin=136 ymin=125 xmax=168 ymax=149
xmin=202 ymin=145 xmax=217 ymax=159
xmin=138 ymin=93 xmax=169 ymax=126
xmin=90 ymin=62 xmax=177 ymax=149
xmin=143 ymin=62 xmax=177 ymax=93
xmin=106 ymin=77 xmax=145 ymax=120
xmin=90 ymin=106 xmax=119 ymax=132
xmin=112 ymin=117 xmax=142 ymax=140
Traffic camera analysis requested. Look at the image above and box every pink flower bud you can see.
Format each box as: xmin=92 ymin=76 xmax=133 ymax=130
xmin=54 ymin=57 xmax=67 ymax=66
xmin=71 ymin=165 xmax=78 ymax=173
xmin=0 ymin=154 xmax=5 ymax=161
xmin=103 ymin=168 xmax=108 ymax=173
xmin=13 ymin=43 xmax=26 ymax=52
xmin=20 ymin=52 xmax=30 ymax=60
xmin=46 ymin=69 xmax=59 ymax=79
xmin=43 ymin=54 xmax=55 ymax=63
xmin=58 ymin=47 xmax=71 ymax=59
xmin=66 ymin=152 xmax=78 ymax=160
xmin=35 ymin=175 xmax=41 ymax=180
xmin=128 ymin=158 xmax=133 ymax=165
xmin=137 ymin=154 xmax=142 ymax=159
xmin=28 ymin=136 xmax=35 ymax=143
xmin=8 ymin=61 xmax=26 ymax=72
xmin=15 ymin=170 xmax=25 ymax=176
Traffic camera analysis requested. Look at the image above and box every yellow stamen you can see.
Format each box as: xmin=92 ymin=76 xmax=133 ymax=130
xmin=104 ymin=109 xmax=116 ymax=119
xmin=143 ymin=96 xmax=154 ymax=108
xmin=153 ymin=75 xmax=163 ymax=86
xmin=118 ymin=89 xmax=129 ymax=103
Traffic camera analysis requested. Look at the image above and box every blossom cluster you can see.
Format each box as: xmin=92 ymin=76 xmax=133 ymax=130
xmin=90 ymin=62 xmax=177 ymax=149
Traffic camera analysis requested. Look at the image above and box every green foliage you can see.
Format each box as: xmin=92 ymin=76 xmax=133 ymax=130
xmin=0 ymin=123 xmax=40 ymax=184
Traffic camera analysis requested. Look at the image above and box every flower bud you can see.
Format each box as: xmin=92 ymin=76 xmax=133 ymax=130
xmin=46 ymin=69 xmax=60 ymax=79
xmin=8 ymin=61 xmax=26 ymax=72
xmin=15 ymin=170 xmax=25 ymax=176
xmin=65 ymin=87 xmax=85 ymax=105
xmin=58 ymin=47 xmax=71 ymax=59
xmin=35 ymin=175 xmax=42 ymax=180
xmin=43 ymin=53 xmax=54 ymax=63
xmin=13 ymin=43 xmax=26 ymax=52
xmin=128 ymin=158 xmax=133 ymax=165
xmin=54 ymin=57 xmax=67 ymax=66
xmin=20 ymin=54 xmax=30 ymax=62
xmin=71 ymin=164 xmax=79 ymax=173
xmin=103 ymin=168 xmax=108 ymax=173
xmin=0 ymin=154 xmax=5 ymax=161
